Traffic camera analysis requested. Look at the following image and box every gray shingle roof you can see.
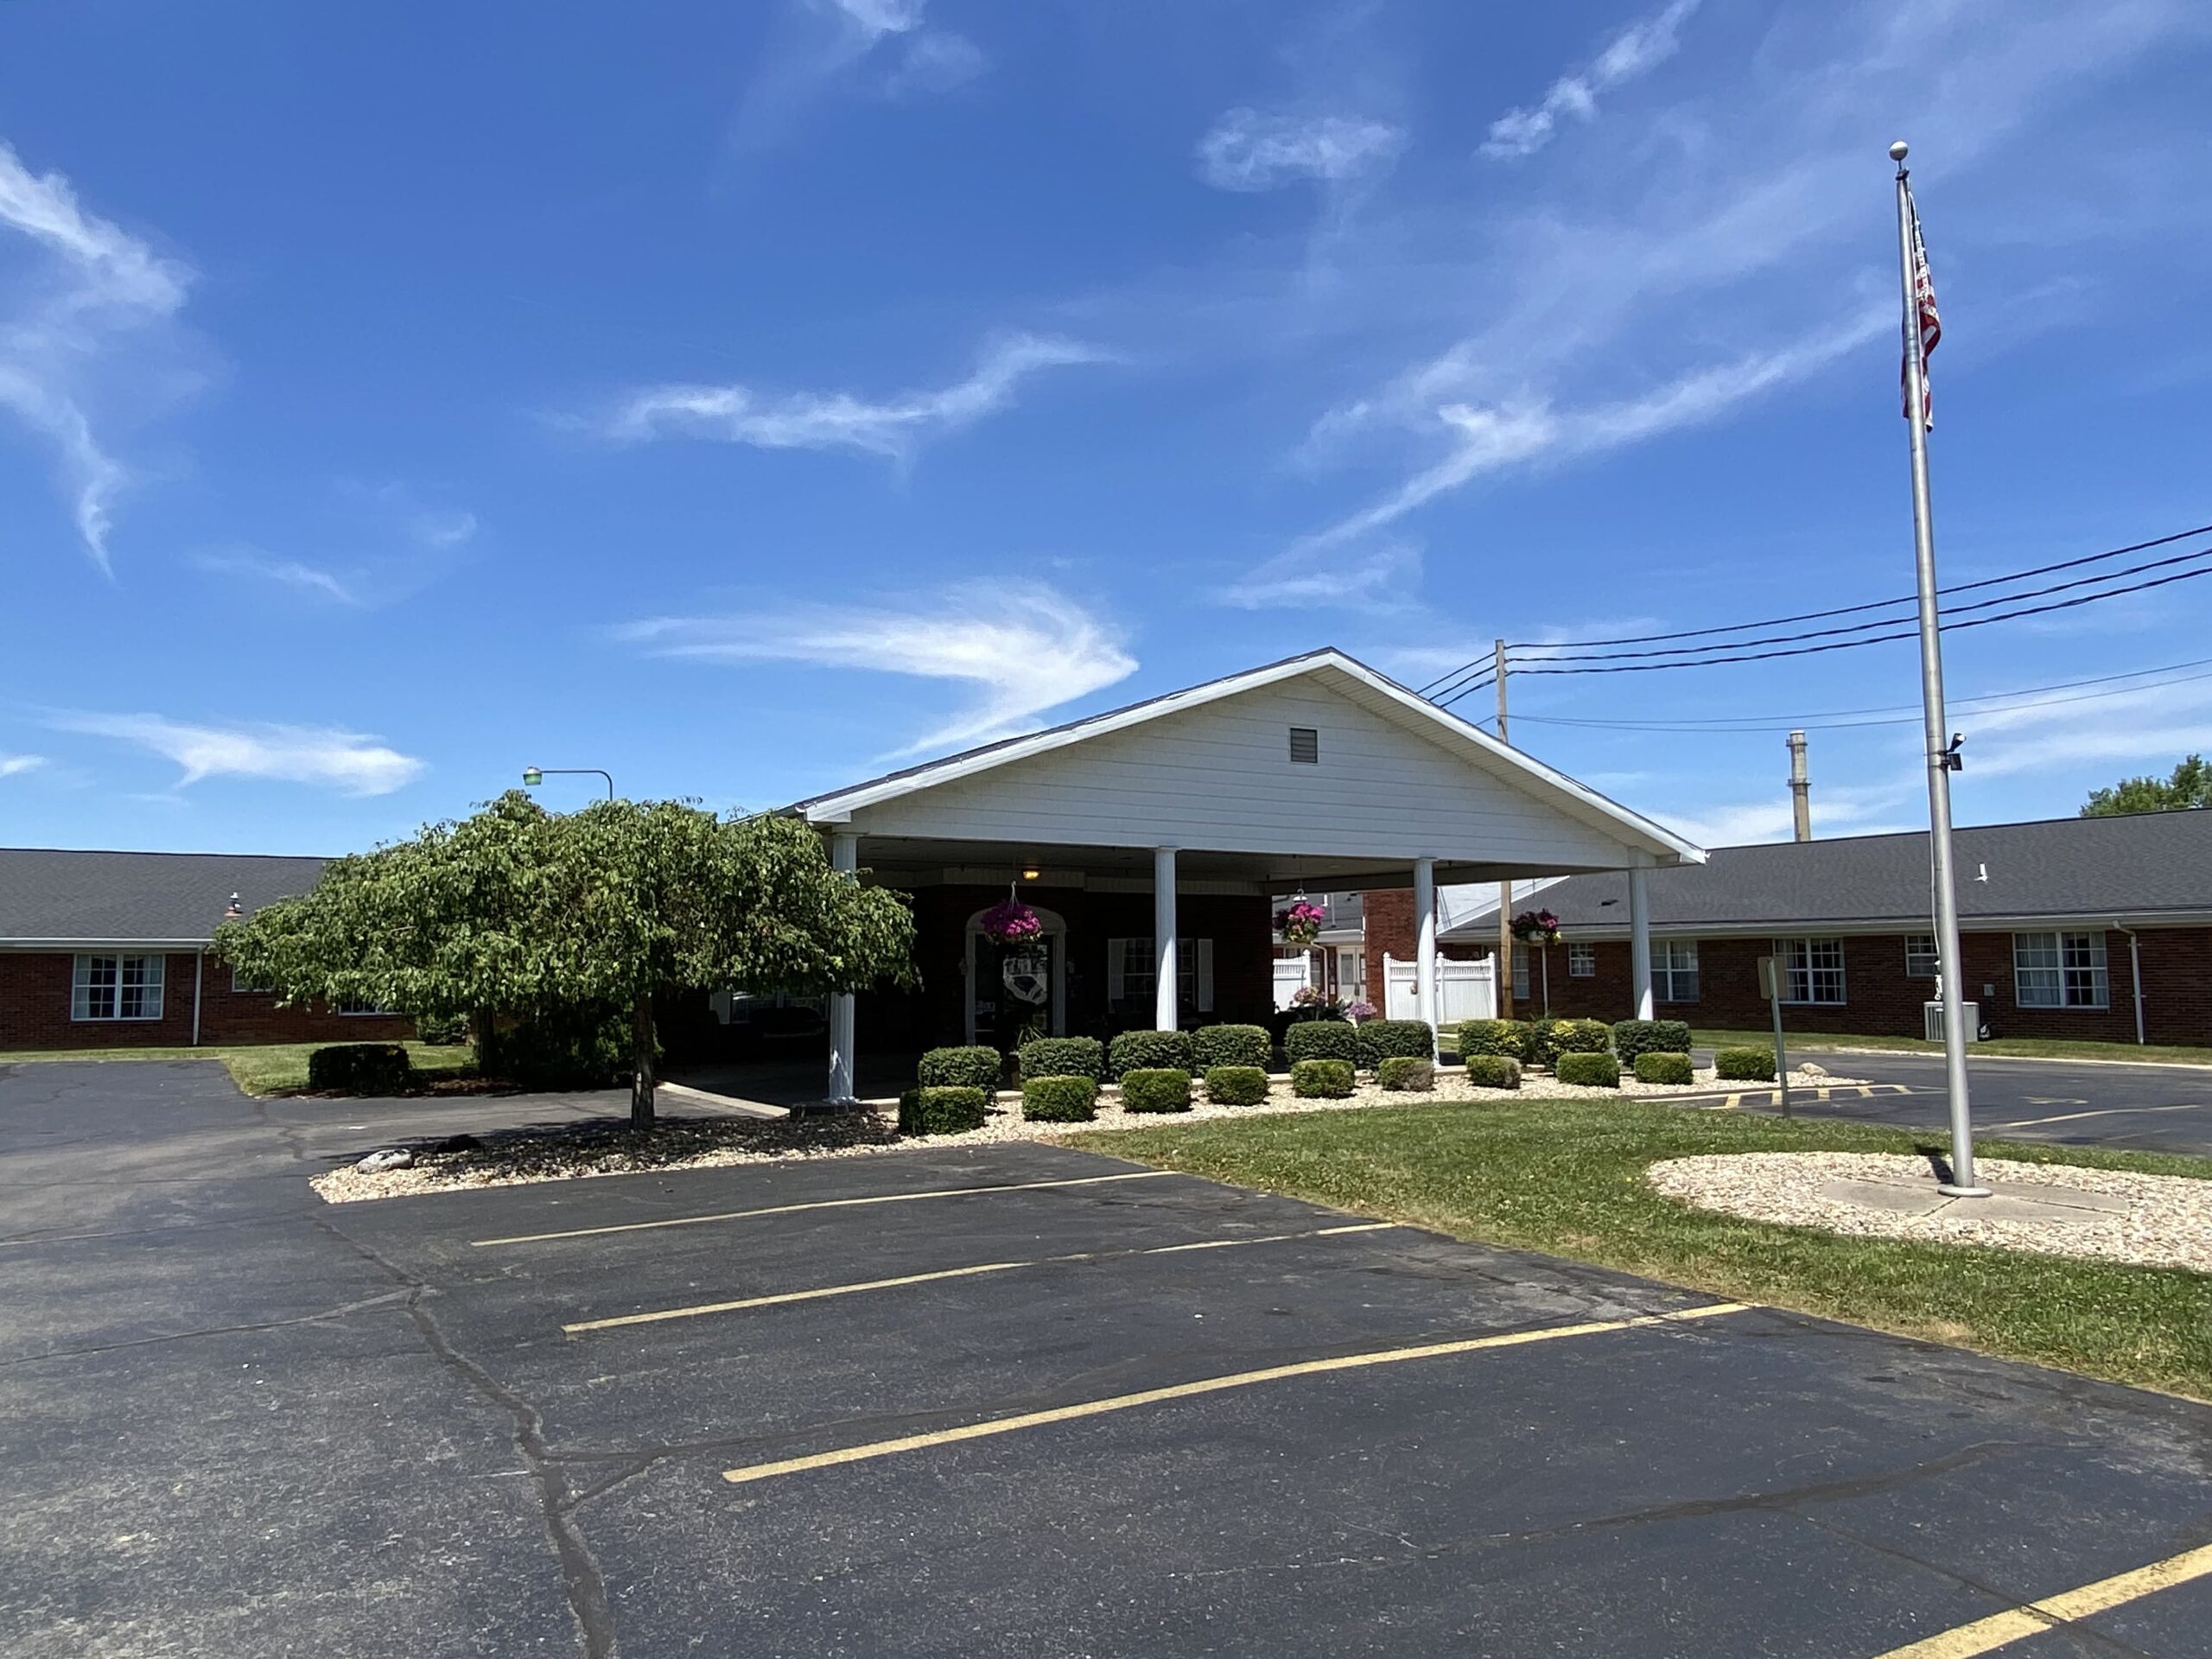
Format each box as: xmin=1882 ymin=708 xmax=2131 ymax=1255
xmin=1447 ymin=811 xmax=2212 ymax=937
xmin=0 ymin=849 xmax=331 ymax=944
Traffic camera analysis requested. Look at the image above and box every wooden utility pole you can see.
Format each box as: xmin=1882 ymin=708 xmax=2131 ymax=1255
xmin=1495 ymin=639 xmax=1514 ymax=1018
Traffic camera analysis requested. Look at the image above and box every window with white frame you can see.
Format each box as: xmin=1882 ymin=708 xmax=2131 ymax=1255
xmin=1511 ymin=949 xmax=1530 ymax=1001
xmin=73 ymin=954 xmax=164 ymax=1021
xmin=1904 ymin=935 xmax=1939 ymax=979
xmin=2012 ymin=931 xmax=2107 ymax=1009
xmin=334 ymin=998 xmax=396 ymax=1016
xmin=1567 ymin=942 xmax=1595 ymax=978
xmin=1654 ymin=939 xmax=1700 ymax=1003
xmin=232 ymin=965 xmax=272 ymax=994
xmin=1105 ymin=938 xmax=1215 ymax=1014
xmin=1775 ymin=938 xmax=1846 ymax=1005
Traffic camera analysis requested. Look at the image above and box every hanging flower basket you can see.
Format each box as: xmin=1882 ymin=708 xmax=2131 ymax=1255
xmin=1510 ymin=909 xmax=1562 ymax=945
xmin=1276 ymin=899 xmax=1327 ymax=948
xmin=978 ymin=896 xmax=1044 ymax=945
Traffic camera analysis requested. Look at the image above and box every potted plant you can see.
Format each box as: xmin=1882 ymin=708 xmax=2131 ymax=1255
xmin=1276 ymin=898 xmax=1327 ymax=948
xmin=1510 ymin=909 xmax=1562 ymax=946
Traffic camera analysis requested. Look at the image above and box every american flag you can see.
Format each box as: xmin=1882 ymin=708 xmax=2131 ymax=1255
xmin=1902 ymin=185 xmax=1941 ymax=429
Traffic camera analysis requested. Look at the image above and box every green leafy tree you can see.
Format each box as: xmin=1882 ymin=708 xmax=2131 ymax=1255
xmin=2080 ymin=754 xmax=2211 ymax=817
xmin=216 ymin=793 xmax=916 ymax=1127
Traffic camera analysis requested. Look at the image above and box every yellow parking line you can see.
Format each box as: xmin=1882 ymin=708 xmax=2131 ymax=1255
xmin=470 ymin=1170 xmax=1178 ymax=1248
xmin=564 ymin=1223 xmax=1397 ymax=1333
xmin=721 ymin=1301 xmax=1751 ymax=1486
xmin=1871 ymin=1540 xmax=2212 ymax=1657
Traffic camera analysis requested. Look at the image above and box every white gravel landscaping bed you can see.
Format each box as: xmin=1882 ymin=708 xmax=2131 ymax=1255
xmin=1649 ymin=1152 xmax=2212 ymax=1274
xmin=312 ymin=1060 xmax=1848 ymax=1203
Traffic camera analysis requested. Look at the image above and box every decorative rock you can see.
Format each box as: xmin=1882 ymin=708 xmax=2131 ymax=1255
xmin=1797 ymin=1061 xmax=1828 ymax=1077
xmin=355 ymin=1147 xmax=414 ymax=1173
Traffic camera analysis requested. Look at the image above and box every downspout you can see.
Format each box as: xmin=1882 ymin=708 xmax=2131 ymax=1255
xmin=2113 ymin=920 xmax=2145 ymax=1046
xmin=192 ymin=948 xmax=205 ymax=1047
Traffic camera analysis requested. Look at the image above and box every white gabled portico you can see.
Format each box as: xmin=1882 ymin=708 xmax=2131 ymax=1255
xmin=790 ymin=649 xmax=1701 ymax=1098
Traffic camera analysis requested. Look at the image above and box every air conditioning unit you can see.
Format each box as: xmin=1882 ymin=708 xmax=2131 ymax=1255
xmin=1923 ymin=1001 xmax=1980 ymax=1044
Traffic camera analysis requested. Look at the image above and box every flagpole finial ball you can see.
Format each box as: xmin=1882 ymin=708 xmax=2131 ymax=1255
xmin=1888 ymin=140 xmax=1910 ymax=162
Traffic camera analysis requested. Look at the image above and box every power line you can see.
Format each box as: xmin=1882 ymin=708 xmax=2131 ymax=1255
xmin=1413 ymin=518 xmax=2212 ymax=696
xmin=1497 ymin=658 xmax=2212 ymax=734
xmin=1503 ymin=543 xmax=2212 ymax=666
xmin=1469 ymin=562 xmax=2212 ymax=683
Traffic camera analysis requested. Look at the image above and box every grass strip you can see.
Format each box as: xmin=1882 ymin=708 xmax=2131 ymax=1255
xmin=0 ymin=1041 xmax=475 ymax=1096
xmin=1068 ymin=1097 xmax=2212 ymax=1400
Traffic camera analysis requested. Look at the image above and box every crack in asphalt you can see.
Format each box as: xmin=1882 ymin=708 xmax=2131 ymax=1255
xmin=312 ymin=1216 xmax=619 ymax=1659
xmin=0 ymin=1287 xmax=417 ymax=1368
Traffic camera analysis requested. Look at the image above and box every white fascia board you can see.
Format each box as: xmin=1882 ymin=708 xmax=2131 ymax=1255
xmin=797 ymin=649 xmax=1707 ymax=866
xmin=0 ymin=937 xmax=212 ymax=950
xmin=1491 ymin=911 xmax=2212 ymax=943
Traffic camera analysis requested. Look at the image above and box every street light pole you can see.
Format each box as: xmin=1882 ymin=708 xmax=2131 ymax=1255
xmin=522 ymin=766 xmax=615 ymax=801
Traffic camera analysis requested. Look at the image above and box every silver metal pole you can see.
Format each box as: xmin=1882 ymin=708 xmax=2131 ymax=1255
xmin=1891 ymin=141 xmax=1986 ymax=1197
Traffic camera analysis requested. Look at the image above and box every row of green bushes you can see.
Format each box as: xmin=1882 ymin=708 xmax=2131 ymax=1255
xmin=1453 ymin=1016 xmax=1692 ymax=1066
xmin=916 ymin=1018 xmax=1441 ymax=1094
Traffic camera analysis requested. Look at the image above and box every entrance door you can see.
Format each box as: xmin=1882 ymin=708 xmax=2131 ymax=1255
xmin=972 ymin=933 xmax=1058 ymax=1051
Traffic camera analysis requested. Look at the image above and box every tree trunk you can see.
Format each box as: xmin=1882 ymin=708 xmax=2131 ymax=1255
xmin=630 ymin=991 xmax=656 ymax=1130
xmin=474 ymin=1006 xmax=499 ymax=1079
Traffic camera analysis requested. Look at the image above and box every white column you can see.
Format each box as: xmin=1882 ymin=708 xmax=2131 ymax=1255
xmin=1628 ymin=866 xmax=1655 ymax=1020
xmin=1154 ymin=847 xmax=1179 ymax=1033
xmin=828 ymin=831 xmax=859 ymax=1101
xmin=1413 ymin=858 xmax=1438 ymax=1052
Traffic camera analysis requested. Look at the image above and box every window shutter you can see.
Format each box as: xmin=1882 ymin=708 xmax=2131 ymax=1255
xmin=1107 ymin=938 xmax=1128 ymax=1001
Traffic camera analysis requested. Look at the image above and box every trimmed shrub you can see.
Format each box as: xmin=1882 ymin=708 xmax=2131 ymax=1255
xmin=1283 ymin=1019 xmax=1359 ymax=1065
xmin=1633 ymin=1051 xmax=1695 ymax=1087
xmin=1291 ymin=1058 xmax=1356 ymax=1098
xmin=1192 ymin=1023 xmax=1272 ymax=1071
xmin=1460 ymin=1053 xmax=1521 ymax=1090
xmin=1528 ymin=1017 xmax=1611 ymax=1066
xmin=1456 ymin=1019 xmax=1531 ymax=1062
xmin=917 ymin=1045 xmax=1004 ymax=1089
xmin=1107 ymin=1029 xmax=1195 ymax=1079
xmin=1204 ymin=1065 xmax=1271 ymax=1106
xmin=307 ymin=1043 xmax=414 ymax=1095
xmin=1714 ymin=1046 xmax=1778 ymax=1082
xmin=1376 ymin=1056 xmax=1434 ymax=1092
xmin=413 ymin=1012 xmax=468 ymax=1046
xmin=1612 ymin=1019 xmax=1694 ymax=1065
xmin=1020 ymin=1075 xmax=1098 ymax=1123
xmin=1016 ymin=1036 xmax=1103 ymax=1083
xmin=1119 ymin=1067 xmax=1192 ymax=1113
xmin=1554 ymin=1050 xmax=1622 ymax=1089
xmin=504 ymin=1002 xmax=632 ymax=1090
xmin=1356 ymin=1018 xmax=1434 ymax=1070
xmin=899 ymin=1084 xmax=989 ymax=1135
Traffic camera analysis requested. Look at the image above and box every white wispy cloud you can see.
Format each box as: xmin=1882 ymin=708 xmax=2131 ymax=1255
xmin=607 ymin=333 xmax=1104 ymax=463
xmin=1658 ymin=782 xmax=1915 ymax=850
xmin=732 ymin=0 xmax=983 ymax=153
xmin=194 ymin=550 xmax=364 ymax=606
xmin=1217 ymin=542 xmax=1422 ymax=613
xmin=1196 ymin=109 xmax=1407 ymax=193
xmin=1305 ymin=312 xmax=1885 ymax=551
xmin=0 ymin=753 xmax=46 ymax=779
xmin=1965 ymin=675 xmax=2212 ymax=779
xmin=1481 ymin=0 xmax=1700 ymax=159
xmin=619 ymin=584 xmax=1136 ymax=753
xmin=50 ymin=713 xmax=424 ymax=796
xmin=0 ymin=140 xmax=194 ymax=575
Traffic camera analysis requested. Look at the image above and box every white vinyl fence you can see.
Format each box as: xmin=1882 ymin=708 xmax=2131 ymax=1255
xmin=1272 ymin=955 xmax=1314 ymax=1011
xmin=1382 ymin=953 xmax=1496 ymax=1025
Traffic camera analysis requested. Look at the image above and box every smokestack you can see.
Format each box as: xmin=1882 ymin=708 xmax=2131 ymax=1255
xmin=1787 ymin=730 xmax=1812 ymax=842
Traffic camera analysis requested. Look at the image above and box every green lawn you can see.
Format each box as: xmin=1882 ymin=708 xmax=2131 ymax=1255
xmin=0 ymin=1041 xmax=476 ymax=1096
xmin=1069 ymin=1098 xmax=2212 ymax=1401
xmin=1691 ymin=1027 xmax=2212 ymax=1066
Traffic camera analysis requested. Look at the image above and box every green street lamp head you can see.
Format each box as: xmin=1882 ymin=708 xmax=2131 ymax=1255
xmin=521 ymin=766 xmax=543 ymax=787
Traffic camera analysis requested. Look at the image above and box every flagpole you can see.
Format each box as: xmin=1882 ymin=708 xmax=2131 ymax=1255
xmin=1891 ymin=139 xmax=1986 ymax=1198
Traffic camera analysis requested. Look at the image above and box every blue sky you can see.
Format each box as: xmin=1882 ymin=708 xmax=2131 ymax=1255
xmin=3 ymin=0 xmax=2209 ymax=855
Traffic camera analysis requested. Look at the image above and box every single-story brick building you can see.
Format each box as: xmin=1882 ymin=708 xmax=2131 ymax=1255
xmin=1405 ymin=810 xmax=2210 ymax=1046
xmin=0 ymin=849 xmax=416 ymax=1050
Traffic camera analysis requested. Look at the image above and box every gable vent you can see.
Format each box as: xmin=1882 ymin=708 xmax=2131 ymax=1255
xmin=1288 ymin=726 xmax=1319 ymax=764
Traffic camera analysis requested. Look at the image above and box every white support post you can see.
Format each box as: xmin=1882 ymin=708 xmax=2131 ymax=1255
xmin=1154 ymin=847 xmax=1179 ymax=1033
xmin=1628 ymin=866 xmax=1655 ymax=1021
xmin=1413 ymin=858 xmax=1438 ymax=1052
xmin=828 ymin=831 xmax=860 ymax=1101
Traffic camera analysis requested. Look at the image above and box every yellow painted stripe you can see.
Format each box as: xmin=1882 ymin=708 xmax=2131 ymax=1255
xmin=721 ymin=1301 xmax=1751 ymax=1487
xmin=470 ymin=1169 xmax=1177 ymax=1248
xmin=566 ymin=1223 xmax=1396 ymax=1333
xmin=1872 ymin=1540 xmax=2212 ymax=1658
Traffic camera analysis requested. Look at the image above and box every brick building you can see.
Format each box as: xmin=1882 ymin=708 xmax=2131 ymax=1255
xmin=0 ymin=849 xmax=416 ymax=1051
xmin=1383 ymin=812 xmax=2209 ymax=1046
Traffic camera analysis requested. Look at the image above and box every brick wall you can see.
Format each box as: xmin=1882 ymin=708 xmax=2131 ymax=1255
xmin=1526 ymin=928 xmax=2212 ymax=1045
xmin=0 ymin=950 xmax=416 ymax=1051
xmin=1360 ymin=888 xmax=1509 ymax=1014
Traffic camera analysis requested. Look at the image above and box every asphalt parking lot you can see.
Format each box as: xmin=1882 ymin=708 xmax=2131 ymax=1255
xmin=4 ymin=1059 xmax=2211 ymax=1658
xmin=1688 ymin=1050 xmax=2212 ymax=1156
